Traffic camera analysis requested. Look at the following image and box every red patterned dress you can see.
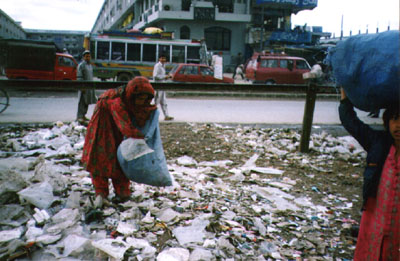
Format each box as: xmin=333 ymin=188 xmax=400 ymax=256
xmin=81 ymin=77 xmax=156 ymax=198
xmin=354 ymin=145 xmax=400 ymax=260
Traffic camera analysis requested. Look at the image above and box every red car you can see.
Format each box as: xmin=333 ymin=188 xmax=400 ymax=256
xmin=245 ymin=52 xmax=311 ymax=84
xmin=169 ymin=63 xmax=233 ymax=83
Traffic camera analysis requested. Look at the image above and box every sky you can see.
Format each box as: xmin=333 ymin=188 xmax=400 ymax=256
xmin=0 ymin=0 xmax=399 ymax=36
xmin=0 ymin=0 xmax=104 ymax=31
xmin=291 ymin=0 xmax=399 ymax=37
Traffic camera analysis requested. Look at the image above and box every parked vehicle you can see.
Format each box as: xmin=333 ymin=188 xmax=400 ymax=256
xmin=169 ymin=63 xmax=234 ymax=83
xmin=245 ymin=52 xmax=311 ymax=84
xmin=84 ymin=31 xmax=209 ymax=81
xmin=0 ymin=39 xmax=78 ymax=80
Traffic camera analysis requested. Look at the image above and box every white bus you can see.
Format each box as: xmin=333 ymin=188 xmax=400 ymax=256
xmin=85 ymin=31 xmax=209 ymax=81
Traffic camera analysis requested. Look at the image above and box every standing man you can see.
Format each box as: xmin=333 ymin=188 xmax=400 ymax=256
xmin=77 ymin=50 xmax=97 ymax=123
xmin=153 ymin=54 xmax=174 ymax=121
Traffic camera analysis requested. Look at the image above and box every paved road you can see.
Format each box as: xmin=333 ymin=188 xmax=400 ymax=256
xmin=0 ymin=91 xmax=382 ymax=126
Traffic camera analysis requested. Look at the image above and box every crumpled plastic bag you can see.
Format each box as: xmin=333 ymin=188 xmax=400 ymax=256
xmin=326 ymin=30 xmax=400 ymax=111
xmin=119 ymin=138 xmax=154 ymax=161
xmin=17 ymin=181 xmax=55 ymax=209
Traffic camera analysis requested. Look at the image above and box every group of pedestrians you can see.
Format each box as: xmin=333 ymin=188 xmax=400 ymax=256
xmin=75 ymin=49 xmax=399 ymax=260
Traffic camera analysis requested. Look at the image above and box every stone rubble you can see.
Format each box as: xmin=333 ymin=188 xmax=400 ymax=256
xmin=0 ymin=122 xmax=365 ymax=260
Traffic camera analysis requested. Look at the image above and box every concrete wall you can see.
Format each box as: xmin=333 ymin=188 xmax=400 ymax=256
xmin=161 ymin=0 xmax=182 ymax=11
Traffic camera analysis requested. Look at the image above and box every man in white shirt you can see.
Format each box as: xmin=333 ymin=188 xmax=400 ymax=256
xmin=153 ymin=54 xmax=173 ymax=121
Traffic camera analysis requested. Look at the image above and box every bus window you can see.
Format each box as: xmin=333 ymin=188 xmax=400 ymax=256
xmin=159 ymin=45 xmax=170 ymax=61
xmin=97 ymin=41 xmax=110 ymax=60
xmin=111 ymin=42 xmax=125 ymax=61
xmin=172 ymin=45 xmax=185 ymax=63
xmin=143 ymin=44 xmax=156 ymax=62
xmin=127 ymin=43 xmax=141 ymax=62
xmin=187 ymin=46 xmax=200 ymax=63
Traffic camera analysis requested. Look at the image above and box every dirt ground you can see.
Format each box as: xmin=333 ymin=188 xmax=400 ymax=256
xmin=160 ymin=122 xmax=363 ymax=217
xmin=159 ymin=122 xmax=364 ymax=257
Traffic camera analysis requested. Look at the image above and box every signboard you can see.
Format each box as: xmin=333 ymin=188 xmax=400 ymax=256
xmin=255 ymin=0 xmax=317 ymax=8
xmin=269 ymin=30 xmax=313 ymax=44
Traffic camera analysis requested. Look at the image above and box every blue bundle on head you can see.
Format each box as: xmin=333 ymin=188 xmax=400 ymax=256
xmin=326 ymin=30 xmax=400 ymax=111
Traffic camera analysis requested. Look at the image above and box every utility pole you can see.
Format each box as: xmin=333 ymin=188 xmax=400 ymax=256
xmin=340 ymin=15 xmax=343 ymax=40
xmin=260 ymin=6 xmax=265 ymax=51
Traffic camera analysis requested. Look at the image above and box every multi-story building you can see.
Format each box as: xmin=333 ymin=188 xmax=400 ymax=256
xmin=25 ymin=29 xmax=88 ymax=60
xmin=90 ymin=0 xmax=319 ymax=69
xmin=0 ymin=9 xmax=88 ymax=60
xmin=0 ymin=9 xmax=26 ymax=39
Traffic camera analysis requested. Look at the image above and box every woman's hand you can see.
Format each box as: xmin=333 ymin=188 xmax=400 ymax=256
xmin=133 ymin=132 xmax=145 ymax=139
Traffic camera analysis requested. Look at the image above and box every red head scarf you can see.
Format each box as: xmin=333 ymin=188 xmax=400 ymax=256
xmin=124 ymin=77 xmax=157 ymax=127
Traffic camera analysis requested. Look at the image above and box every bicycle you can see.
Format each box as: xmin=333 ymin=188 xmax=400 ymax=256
xmin=0 ymin=88 xmax=10 ymax=113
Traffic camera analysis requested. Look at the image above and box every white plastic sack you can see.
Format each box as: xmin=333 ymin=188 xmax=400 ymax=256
xmin=212 ymin=54 xmax=223 ymax=80
xmin=118 ymin=110 xmax=172 ymax=187
xmin=120 ymin=138 xmax=154 ymax=161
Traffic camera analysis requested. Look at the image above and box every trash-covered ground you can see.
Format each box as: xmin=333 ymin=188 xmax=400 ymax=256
xmin=0 ymin=121 xmax=366 ymax=260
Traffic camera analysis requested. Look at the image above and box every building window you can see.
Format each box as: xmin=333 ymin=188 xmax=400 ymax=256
xmin=213 ymin=0 xmax=233 ymax=13
xmin=204 ymin=27 xmax=231 ymax=51
xmin=182 ymin=0 xmax=191 ymax=11
xmin=110 ymin=6 xmax=115 ymax=17
xmin=180 ymin=26 xmax=190 ymax=39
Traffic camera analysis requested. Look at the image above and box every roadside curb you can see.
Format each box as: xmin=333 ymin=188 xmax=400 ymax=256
xmin=167 ymin=91 xmax=340 ymax=100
